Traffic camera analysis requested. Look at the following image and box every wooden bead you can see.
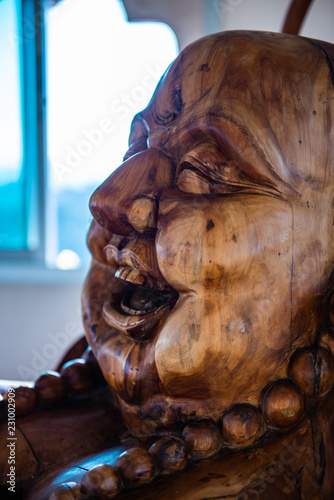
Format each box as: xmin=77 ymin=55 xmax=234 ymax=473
xmin=115 ymin=448 xmax=156 ymax=488
xmin=262 ymin=381 xmax=304 ymax=427
xmin=35 ymin=371 xmax=67 ymax=404
xmin=222 ymin=404 xmax=264 ymax=447
xmin=149 ymin=437 xmax=188 ymax=475
xmin=182 ymin=420 xmax=221 ymax=459
xmin=49 ymin=482 xmax=81 ymax=499
xmin=15 ymin=386 xmax=37 ymax=413
xmin=290 ymin=348 xmax=334 ymax=397
xmin=81 ymin=464 xmax=121 ymax=499
xmin=60 ymin=359 xmax=93 ymax=394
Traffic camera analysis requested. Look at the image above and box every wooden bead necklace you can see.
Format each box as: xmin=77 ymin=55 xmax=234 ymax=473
xmin=51 ymin=324 xmax=334 ymax=498
xmin=0 ymin=347 xmax=106 ymax=419
xmin=2 ymin=309 xmax=334 ymax=499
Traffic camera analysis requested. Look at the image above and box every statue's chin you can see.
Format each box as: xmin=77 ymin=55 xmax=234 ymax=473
xmin=116 ymin=392 xmax=226 ymax=438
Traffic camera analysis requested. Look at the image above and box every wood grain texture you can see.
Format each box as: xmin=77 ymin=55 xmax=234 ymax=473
xmin=1 ymin=30 xmax=334 ymax=499
xmin=0 ymin=387 xmax=127 ymax=493
xmin=85 ymin=30 xmax=334 ymax=438
xmin=25 ymin=392 xmax=334 ymax=499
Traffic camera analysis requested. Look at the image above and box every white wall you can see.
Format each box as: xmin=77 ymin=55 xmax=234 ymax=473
xmin=0 ymin=282 xmax=84 ymax=380
xmin=124 ymin=0 xmax=334 ymax=48
xmin=222 ymin=0 xmax=334 ymax=43
xmin=1 ymin=0 xmax=333 ymax=382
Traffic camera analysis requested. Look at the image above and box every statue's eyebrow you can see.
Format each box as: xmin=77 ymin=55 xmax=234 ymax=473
xmin=221 ymin=117 xmax=299 ymax=195
xmin=196 ymin=112 xmax=299 ymax=196
xmin=205 ymin=113 xmax=278 ymax=179
xmin=233 ymin=123 xmax=281 ymax=181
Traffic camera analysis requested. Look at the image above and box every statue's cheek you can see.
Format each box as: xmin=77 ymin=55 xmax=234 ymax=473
xmin=154 ymin=291 xmax=293 ymax=404
xmin=156 ymin=208 xmax=236 ymax=292
xmin=154 ymin=294 xmax=221 ymax=397
xmin=156 ymin=196 xmax=292 ymax=293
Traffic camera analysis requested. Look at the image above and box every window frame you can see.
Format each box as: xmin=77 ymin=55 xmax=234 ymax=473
xmin=0 ymin=0 xmax=87 ymax=283
xmin=0 ymin=0 xmax=46 ymax=264
xmin=0 ymin=0 xmax=183 ymax=284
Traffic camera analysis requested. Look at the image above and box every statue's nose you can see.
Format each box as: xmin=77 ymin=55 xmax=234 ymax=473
xmin=89 ymin=149 xmax=169 ymax=236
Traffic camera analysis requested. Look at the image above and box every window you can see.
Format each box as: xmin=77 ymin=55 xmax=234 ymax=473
xmin=0 ymin=0 xmax=28 ymax=251
xmin=0 ymin=0 xmax=45 ymax=270
xmin=0 ymin=0 xmax=178 ymax=277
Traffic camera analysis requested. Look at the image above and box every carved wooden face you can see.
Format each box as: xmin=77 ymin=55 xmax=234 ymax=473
xmin=83 ymin=32 xmax=334 ymax=435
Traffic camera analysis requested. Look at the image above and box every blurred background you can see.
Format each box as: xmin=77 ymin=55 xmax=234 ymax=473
xmin=0 ymin=0 xmax=333 ymax=380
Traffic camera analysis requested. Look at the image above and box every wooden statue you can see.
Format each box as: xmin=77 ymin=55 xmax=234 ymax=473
xmin=1 ymin=30 xmax=334 ymax=500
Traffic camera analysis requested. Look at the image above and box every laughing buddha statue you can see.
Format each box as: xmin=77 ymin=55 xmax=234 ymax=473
xmin=1 ymin=30 xmax=334 ymax=500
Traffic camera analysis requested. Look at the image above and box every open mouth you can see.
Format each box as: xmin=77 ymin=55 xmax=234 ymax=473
xmin=102 ymin=264 xmax=179 ymax=341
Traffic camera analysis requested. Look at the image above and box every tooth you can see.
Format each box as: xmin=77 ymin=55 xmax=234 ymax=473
xmin=121 ymin=301 xmax=148 ymax=316
xmin=115 ymin=266 xmax=166 ymax=291
xmin=115 ymin=267 xmax=137 ymax=282
xmin=115 ymin=267 xmax=146 ymax=287
xmin=129 ymin=271 xmax=147 ymax=286
xmin=120 ymin=267 xmax=136 ymax=281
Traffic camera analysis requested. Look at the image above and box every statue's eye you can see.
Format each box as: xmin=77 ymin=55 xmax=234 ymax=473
xmin=175 ymin=142 xmax=281 ymax=198
xmin=175 ymin=142 xmax=247 ymax=195
xmin=176 ymin=164 xmax=240 ymax=195
xmin=176 ymin=166 xmax=212 ymax=194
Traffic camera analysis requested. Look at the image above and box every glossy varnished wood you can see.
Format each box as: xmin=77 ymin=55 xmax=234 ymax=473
xmin=1 ymin=29 xmax=334 ymax=499
xmin=85 ymin=30 xmax=334 ymax=437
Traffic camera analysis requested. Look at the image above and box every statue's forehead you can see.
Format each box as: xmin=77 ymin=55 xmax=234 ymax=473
xmin=142 ymin=31 xmax=321 ymax=125
xmin=137 ymin=32 xmax=333 ymax=194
